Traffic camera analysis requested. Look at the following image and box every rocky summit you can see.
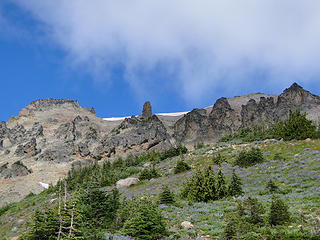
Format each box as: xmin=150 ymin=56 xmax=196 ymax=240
xmin=0 ymin=83 xmax=320 ymax=206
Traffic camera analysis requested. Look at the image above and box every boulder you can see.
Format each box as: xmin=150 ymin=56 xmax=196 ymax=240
xmin=181 ymin=221 xmax=194 ymax=230
xmin=116 ymin=177 xmax=139 ymax=188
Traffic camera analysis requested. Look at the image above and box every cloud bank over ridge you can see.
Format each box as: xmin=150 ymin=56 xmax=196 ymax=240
xmin=11 ymin=0 xmax=320 ymax=102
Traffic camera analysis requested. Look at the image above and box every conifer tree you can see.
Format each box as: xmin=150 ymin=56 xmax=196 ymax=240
xmin=228 ymin=170 xmax=244 ymax=197
xmin=123 ymin=199 xmax=167 ymax=240
xmin=202 ymin=167 xmax=217 ymax=201
xmin=216 ymin=169 xmax=227 ymax=199
xmin=269 ymin=196 xmax=290 ymax=226
xmin=159 ymin=185 xmax=175 ymax=204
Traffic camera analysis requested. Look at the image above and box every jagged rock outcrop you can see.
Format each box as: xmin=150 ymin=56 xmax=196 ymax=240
xmin=174 ymin=83 xmax=320 ymax=144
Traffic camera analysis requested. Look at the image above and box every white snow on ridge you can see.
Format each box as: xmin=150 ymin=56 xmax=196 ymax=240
xmin=157 ymin=111 xmax=189 ymax=117
xmin=103 ymin=111 xmax=189 ymax=121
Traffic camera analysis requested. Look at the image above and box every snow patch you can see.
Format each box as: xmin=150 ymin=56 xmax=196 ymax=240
xmin=103 ymin=111 xmax=189 ymax=121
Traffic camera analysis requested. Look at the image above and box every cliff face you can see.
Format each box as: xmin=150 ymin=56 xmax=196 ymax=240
xmin=0 ymin=83 xmax=320 ymax=205
xmin=173 ymin=83 xmax=320 ymax=144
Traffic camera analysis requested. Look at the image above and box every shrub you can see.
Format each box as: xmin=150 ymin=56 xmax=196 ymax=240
xmin=219 ymin=124 xmax=273 ymax=143
xmin=234 ymin=148 xmax=264 ymax=167
xmin=212 ymin=153 xmax=225 ymax=166
xmin=269 ymin=196 xmax=290 ymax=226
xmin=228 ymin=170 xmax=244 ymax=197
xmin=266 ymin=179 xmax=279 ymax=194
xmin=272 ymin=110 xmax=317 ymax=141
xmin=174 ymin=160 xmax=191 ymax=174
xmin=139 ymin=167 xmax=160 ymax=180
xmin=159 ymin=185 xmax=175 ymax=204
xmin=160 ymin=145 xmax=187 ymax=160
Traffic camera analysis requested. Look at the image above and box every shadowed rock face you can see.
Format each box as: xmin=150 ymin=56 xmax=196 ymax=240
xmin=173 ymin=83 xmax=320 ymax=144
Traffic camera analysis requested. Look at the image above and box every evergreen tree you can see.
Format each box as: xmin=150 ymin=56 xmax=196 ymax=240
xmin=159 ymin=185 xmax=175 ymax=204
xmin=217 ymin=169 xmax=227 ymax=199
xmin=244 ymin=197 xmax=265 ymax=225
xmin=202 ymin=167 xmax=217 ymax=201
xmin=272 ymin=110 xmax=317 ymax=140
xmin=122 ymin=199 xmax=168 ymax=240
xmin=269 ymin=196 xmax=290 ymax=226
xmin=80 ymin=188 xmax=120 ymax=229
xmin=228 ymin=170 xmax=244 ymax=197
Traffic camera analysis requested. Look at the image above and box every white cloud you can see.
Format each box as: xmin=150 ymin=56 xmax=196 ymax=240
xmin=13 ymin=0 xmax=320 ymax=103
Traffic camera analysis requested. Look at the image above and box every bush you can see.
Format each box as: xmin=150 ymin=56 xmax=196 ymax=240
xmin=269 ymin=196 xmax=290 ymax=226
xmin=219 ymin=124 xmax=273 ymax=143
xmin=174 ymin=160 xmax=191 ymax=174
xmin=139 ymin=167 xmax=160 ymax=180
xmin=234 ymin=148 xmax=264 ymax=167
xmin=159 ymin=185 xmax=175 ymax=204
xmin=212 ymin=153 xmax=225 ymax=166
xmin=160 ymin=145 xmax=187 ymax=160
xmin=273 ymin=110 xmax=317 ymax=141
xmin=122 ymin=199 xmax=168 ymax=240
xmin=266 ymin=179 xmax=279 ymax=194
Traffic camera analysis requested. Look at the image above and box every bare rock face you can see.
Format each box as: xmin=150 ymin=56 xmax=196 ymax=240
xmin=174 ymin=109 xmax=210 ymax=144
xmin=240 ymin=97 xmax=275 ymax=127
xmin=142 ymin=101 xmax=152 ymax=119
xmin=174 ymin=83 xmax=320 ymax=144
xmin=0 ymin=162 xmax=30 ymax=179
xmin=104 ymin=114 xmax=171 ymax=156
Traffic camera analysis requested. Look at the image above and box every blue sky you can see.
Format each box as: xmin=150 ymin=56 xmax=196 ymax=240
xmin=1 ymin=1 xmax=320 ymax=121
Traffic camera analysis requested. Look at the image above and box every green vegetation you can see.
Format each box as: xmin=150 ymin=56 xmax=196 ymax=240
xmin=139 ymin=167 xmax=160 ymax=180
xmin=181 ymin=167 xmax=243 ymax=202
xmin=269 ymin=196 xmax=290 ymax=226
xmin=228 ymin=170 xmax=244 ymax=197
xmin=273 ymin=110 xmax=317 ymax=141
xmin=220 ymin=124 xmax=273 ymax=143
xmin=122 ymin=198 xmax=168 ymax=240
xmin=174 ymin=159 xmax=191 ymax=174
xmin=234 ymin=148 xmax=264 ymax=167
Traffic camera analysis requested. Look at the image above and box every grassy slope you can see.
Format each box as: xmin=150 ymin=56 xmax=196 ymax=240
xmin=1 ymin=139 xmax=320 ymax=239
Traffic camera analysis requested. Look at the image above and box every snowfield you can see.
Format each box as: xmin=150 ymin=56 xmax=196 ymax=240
xmin=103 ymin=111 xmax=189 ymax=121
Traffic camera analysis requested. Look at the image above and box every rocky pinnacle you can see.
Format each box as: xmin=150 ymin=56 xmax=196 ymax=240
xmin=142 ymin=101 xmax=152 ymax=118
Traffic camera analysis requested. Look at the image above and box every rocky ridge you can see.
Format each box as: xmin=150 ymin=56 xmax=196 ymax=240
xmin=0 ymin=83 xmax=320 ymax=205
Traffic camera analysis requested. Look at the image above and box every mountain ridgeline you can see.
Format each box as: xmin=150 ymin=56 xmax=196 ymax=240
xmin=0 ymin=83 xmax=320 ymax=206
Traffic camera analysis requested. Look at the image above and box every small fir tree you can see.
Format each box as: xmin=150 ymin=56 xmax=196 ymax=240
xmin=122 ymin=199 xmax=168 ymax=240
xmin=228 ymin=170 xmax=244 ymax=197
xmin=159 ymin=185 xmax=175 ymax=204
xmin=269 ymin=196 xmax=290 ymax=226
xmin=217 ymin=169 xmax=227 ymax=199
